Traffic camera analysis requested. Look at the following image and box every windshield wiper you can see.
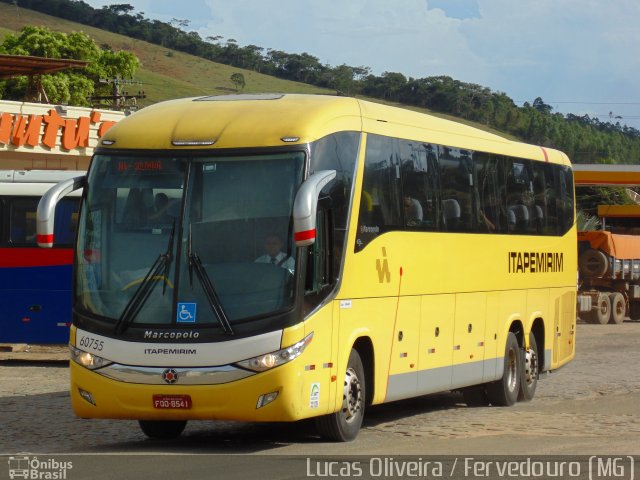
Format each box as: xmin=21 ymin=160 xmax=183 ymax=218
xmin=187 ymin=224 xmax=234 ymax=335
xmin=162 ymin=220 xmax=176 ymax=295
xmin=114 ymin=221 xmax=176 ymax=334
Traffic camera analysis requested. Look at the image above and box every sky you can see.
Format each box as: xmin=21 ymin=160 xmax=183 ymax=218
xmin=81 ymin=0 xmax=640 ymax=129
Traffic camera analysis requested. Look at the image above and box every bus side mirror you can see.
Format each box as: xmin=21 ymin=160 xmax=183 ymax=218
xmin=37 ymin=175 xmax=86 ymax=248
xmin=293 ymin=170 xmax=336 ymax=247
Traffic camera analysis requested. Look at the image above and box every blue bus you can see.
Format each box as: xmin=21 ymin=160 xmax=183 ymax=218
xmin=0 ymin=170 xmax=81 ymax=344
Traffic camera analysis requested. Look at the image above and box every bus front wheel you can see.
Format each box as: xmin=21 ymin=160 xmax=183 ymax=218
xmin=487 ymin=332 xmax=521 ymax=406
xmin=315 ymin=349 xmax=365 ymax=442
xmin=138 ymin=420 xmax=187 ymax=439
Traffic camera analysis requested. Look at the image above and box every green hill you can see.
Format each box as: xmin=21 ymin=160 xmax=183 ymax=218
xmin=0 ymin=2 xmax=520 ymax=139
xmin=1 ymin=2 xmax=636 ymax=215
xmin=0 ymin=2 xmax=331 ymax=106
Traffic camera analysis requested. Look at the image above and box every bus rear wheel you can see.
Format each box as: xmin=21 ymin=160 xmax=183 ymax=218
xmin=315 ymin=349 xmax=365 ymax=442
xmin=518 ymin=333 xmax=538 ymax=402
xmin=486 ymin=332 xmax=521 ymax=406
xmin=138 ymin=420 xmax=187 ymax=439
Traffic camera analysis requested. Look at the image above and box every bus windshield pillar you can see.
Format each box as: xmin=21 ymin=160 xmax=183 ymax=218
xmin=293 ymin=170 xmax=336 ymax=247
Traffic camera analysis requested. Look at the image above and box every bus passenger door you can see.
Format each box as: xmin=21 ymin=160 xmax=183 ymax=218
xmin=385 ymin=296 xmax=420 ymax=402
xmin=451 ymin=292 xmax=487 ymax=389
xmin=301 ymin=209 xmax=337 ymax=416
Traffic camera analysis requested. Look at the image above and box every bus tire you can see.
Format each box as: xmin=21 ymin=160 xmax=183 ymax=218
xmin=608 ymin=292 xmax=625 ymax=324
xmin=138 ymin=420 xmax=187 ymax=439
xmin=595 ymin=293 xmax=611 ymax=325
xmin=518 ymin=333 xmax=538 ymax=402
xmin=630 ymin=301 xmax=640 ymax=321
xmin=486 ymin=332 xmax=520 ymax=407
xmin=315 ymin=349 xmax=365 ymax=442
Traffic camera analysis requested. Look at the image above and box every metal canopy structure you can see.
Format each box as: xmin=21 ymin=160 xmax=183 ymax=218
xmin=573 ymin=164 xmax=640 ymax=187
xmin=573 ymin=164 xmax=640 ymax=230
xmin=0 ymin=54 xmax=88 ymax=78
xmin=0 ymin=54 xmax=88 ymax=103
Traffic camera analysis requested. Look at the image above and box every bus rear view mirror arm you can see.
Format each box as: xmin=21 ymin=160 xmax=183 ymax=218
xmin=293 ymin=170 xmax=336 ymax=247
xmin=37 ymin=175 xmax=86 ymax=248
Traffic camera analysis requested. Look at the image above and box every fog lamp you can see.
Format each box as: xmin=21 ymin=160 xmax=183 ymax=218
xmin=78 ymin=388 xmax=96 ymax=406
xmin=256 ymin=391 xmax=279 ymax=409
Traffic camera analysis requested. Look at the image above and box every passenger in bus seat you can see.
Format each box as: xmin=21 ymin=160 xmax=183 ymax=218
xmin=148 ymin=193 xmax=174 ymax=224
xmin=255 ymin=233 xmax=295 ymax=274
xmin=508 ymin=204 xmax=529 ymax=232
xmin=403 ymin=196 xmax=423 ymax=226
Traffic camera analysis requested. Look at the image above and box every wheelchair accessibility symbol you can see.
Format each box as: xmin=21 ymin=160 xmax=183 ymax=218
xmin=177 ymin=303 xmax=197 ymax=323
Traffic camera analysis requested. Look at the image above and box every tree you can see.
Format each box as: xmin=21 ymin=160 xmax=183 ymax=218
xmin=107 ymin=4 xmax=135 ymax=16
xmin=230 ymin=72 xmax=245 ymax=91
xmin=0 ymin=26 xmax=139 ymax=107
xmin=532 ymin=97 xmax=553 ymax=114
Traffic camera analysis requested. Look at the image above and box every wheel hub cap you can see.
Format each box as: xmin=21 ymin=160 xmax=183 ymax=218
xmin=342 ymin=367 xmax=362 ymax=423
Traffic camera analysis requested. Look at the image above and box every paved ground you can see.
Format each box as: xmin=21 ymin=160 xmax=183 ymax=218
xmin=0 ymin=320 xmax=639 ymax=457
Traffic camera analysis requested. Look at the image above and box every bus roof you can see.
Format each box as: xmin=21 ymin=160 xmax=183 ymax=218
xmin=0 ymin=170 xmax=85 ymax=183
xmin=99 ymin=94 xmax=570 ymax=166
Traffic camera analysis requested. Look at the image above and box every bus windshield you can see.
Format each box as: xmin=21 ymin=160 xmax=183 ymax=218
xmin=76 ymin=152 xmax=305 ymax=333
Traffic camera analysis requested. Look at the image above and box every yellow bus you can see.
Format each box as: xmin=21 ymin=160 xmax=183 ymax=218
xmin=38 ymin=94 xmax=576 ymax=441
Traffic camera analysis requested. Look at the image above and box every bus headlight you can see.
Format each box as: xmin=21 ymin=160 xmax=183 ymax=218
xmin=70 ymin=344 xmax=113 ymax=370
xmin=235 ymin=332 xmax=313 ymax=372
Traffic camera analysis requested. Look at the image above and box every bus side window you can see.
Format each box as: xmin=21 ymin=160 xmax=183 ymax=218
xmin=475 ymin=153 xmax=506 ymax=233
xmin=304 ymin=209 xmax=332 ymax=314
xmin=439 ymin=147 xmax=475 ymax=232
xmin=531 ymin=161 xmax=554 ymax=235
xmin=9 ymin=198 xmax=38 ymax=245
xmin=557 ymin=166 xmax=575 ymax=235
xmin=355 ymin=134 xmax=402 ymax=252
xmin=399 ymin=141 xmax=440 ymax=231
xmin=505 ymin=160 xmax=533 ymax=233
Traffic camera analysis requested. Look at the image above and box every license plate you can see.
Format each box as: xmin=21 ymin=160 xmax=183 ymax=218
xmin=152 ymin=394 xmax=192 ymax=409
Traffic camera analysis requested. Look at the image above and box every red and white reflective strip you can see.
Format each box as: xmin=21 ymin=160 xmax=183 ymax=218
xmin=37 ymin=233 xmax=54 ymax=248
xmin=294 ymin=228 xmax=316 ymax=243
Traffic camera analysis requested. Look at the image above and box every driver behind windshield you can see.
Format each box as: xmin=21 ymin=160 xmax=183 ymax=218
xmin=255 ymin=233 xmax=294 ymax=274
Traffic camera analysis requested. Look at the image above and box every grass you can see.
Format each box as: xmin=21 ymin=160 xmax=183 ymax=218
xmin=0 ymin=3 xmax=331 ymax=108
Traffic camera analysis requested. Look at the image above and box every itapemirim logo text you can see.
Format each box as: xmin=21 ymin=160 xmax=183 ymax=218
xmin=8 ymin=456 xmax=72 ymax=479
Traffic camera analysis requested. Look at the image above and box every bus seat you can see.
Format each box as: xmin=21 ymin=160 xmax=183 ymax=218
xmin=507 ymin=208 xmax=516 ymax=231
xmin=508 ymin=204 xmax=529 ymax=232
xmin=534 ymin=205 xmax=544 ymax=232
xmin=442 ymin=198 xmax=461 ymax=229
